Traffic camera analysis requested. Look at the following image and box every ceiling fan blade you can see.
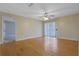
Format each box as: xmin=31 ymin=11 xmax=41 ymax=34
xmin=49 ymin=15 xmax=54 ymax=17
xmin=28 ymin=3 xmax=34 ymax=7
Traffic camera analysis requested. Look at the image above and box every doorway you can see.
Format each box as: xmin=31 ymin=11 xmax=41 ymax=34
xmin=44 ymin=22 xmax=57 ymax=38
xmin=3 ymin=20 xmax=16 ymax=43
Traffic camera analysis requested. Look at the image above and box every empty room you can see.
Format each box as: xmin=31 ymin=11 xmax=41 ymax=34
xmin=0 ymin=3 xmax=79 ymax=56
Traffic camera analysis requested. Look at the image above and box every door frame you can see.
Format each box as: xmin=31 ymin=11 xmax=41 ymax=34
xmin=2 ymin=16 xmax=16 ymax=44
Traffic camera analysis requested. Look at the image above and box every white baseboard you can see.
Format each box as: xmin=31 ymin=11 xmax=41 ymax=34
xmin=16 ymin=35 xmax=42 ymax=41
xmin=0 ymin=35 xmax=42 ymax=45
xmin=59 ymin=37 xmax=78 ymax=41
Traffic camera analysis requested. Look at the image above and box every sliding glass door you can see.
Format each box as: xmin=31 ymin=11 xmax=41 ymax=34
xmin=44 ymin=22 xmax=56 ymax=38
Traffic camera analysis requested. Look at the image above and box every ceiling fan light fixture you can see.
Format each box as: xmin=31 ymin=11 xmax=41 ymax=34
xmin=43 ymin=17 xmax=49 ymax=21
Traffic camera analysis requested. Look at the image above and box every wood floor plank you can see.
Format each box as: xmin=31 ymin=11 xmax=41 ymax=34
xmin=0 ymin=37 xmax=78 ymax=56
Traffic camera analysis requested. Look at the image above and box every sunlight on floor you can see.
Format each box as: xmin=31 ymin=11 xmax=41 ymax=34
xmin=44 ymin=37 xmax=58 ymax=53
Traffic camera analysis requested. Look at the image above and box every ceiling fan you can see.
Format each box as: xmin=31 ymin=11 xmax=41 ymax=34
xmin=28 ymin=3 xmax=54 ymax=21
xmin=28 ymin=3 xmax=34 ymax=7
xmin=41 ymin=8 xmax=54 ymax=21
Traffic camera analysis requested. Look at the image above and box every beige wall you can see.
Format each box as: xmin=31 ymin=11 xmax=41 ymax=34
xmin=78 ymin=41 xmax=79 ymax=56
xmin=0 ymin=12 xmax=43 ymax=42
xmin=15 ymin=17 xmax=43 ymax=41
xmin=56 ymin=14 xmax=79 ymax=41
xmin=0 ymin=16 xmax=2 ymax=44
xmin=1 ymin=11 xmax=79 ymax=42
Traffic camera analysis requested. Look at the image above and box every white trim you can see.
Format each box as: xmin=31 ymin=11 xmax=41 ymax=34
xmin=16 ymin=35 xmax=42 ymax=41
xmin=59 ymin=37 xmax=78 ymax=41
xmin=2 ymin=16 xmax=17 ymax=44
xmin=2 ymin=16 xmax=3 ymax=44
xmin=2 ymin=16 xmax=16 ymax=22
xmin=0 ymin=35 xmax=42 ymax=44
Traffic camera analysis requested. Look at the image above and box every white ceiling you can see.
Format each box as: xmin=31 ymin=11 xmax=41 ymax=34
xmin=0 ymin=3 xmax=79 ymax=20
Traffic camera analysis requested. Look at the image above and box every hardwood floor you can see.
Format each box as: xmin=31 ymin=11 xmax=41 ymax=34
xmin=0 ymin=37 xmax=78 ymax=56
